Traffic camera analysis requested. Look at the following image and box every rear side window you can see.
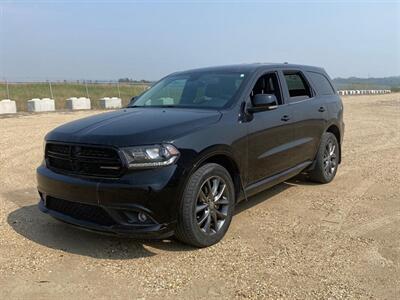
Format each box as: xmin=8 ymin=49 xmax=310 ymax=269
xmin=307 ymin=72 xmax=335 ymax=95
xmin=283 ymin=72 xmax=312 ymax=101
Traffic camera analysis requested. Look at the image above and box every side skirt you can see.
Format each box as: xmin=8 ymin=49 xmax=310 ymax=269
xmin=240 ymin=161 xmax=312 ymax=200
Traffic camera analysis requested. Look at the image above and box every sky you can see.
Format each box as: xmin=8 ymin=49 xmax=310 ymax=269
xmin=0 ymin=0 xmax=399 ymax=81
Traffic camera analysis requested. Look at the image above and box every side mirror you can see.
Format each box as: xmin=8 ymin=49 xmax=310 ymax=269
xmin=248 ymin=94 xmax=278 ymax=113
xmin=129 ymin=96 xmax=136 ymax=105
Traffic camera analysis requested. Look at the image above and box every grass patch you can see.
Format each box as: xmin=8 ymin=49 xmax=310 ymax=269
xmin=0 ymin=82 xmax=149 ymax=111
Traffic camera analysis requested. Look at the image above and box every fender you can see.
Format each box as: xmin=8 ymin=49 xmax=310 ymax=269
xmin=187 ymin=144 xmax=248 ymax=203
xmin=308 ymin=121 xmax=343 ymax=171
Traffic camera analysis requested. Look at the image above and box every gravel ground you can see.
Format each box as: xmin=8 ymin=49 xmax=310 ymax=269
xmin=0 ymin=94 xmax=399 ymax=299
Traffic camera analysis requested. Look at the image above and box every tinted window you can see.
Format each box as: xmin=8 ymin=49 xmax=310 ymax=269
xmin=131 ymin=72 xmax=246 ymax=109
xmin=283 ymin=72 xmax=312 ymax=101
xmin=307 ymin=72 xmax=335 ymax=95
xmin=251 ymin=72 xmax=282 ymax=105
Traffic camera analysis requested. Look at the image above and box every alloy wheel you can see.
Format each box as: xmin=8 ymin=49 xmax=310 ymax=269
xmin=195 ymin=176 xmax=230 ymax=235
xmin=323 ymin=140 xmax=337 ymax=176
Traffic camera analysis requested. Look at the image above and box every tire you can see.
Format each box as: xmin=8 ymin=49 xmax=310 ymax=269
xmin=309 ymin=132 xmax=339 ymax=183
xmin=175 ymin=163 xmax=235 ymax=247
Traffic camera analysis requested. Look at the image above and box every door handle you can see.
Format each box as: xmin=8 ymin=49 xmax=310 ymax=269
xmin=281 ymin=115 xmax=290 ymax=122
xmin=318 ymin=106 xmax=326 ymax=112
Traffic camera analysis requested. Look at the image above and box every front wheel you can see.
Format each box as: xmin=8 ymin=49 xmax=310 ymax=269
xmin=175 ymin=163 xmax=235 ymax=247
xmin=309 ymin=132 xmax=339 ymax=183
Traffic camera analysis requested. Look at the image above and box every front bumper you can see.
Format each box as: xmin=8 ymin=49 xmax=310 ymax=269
xmin=38 ymin=199 xmax=174 ymax=238
xmin=37 ymin=164 xmax=186 ymax=239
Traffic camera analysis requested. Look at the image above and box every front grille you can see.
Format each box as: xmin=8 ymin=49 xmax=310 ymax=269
xmin=45 ymin=143 xmax=123 ymax=178
xmin=46 ymin=196 xmax=116 ymax=226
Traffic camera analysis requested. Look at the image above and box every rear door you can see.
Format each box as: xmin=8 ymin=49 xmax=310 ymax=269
xmin=279 ymin=70 xmax=327 ymax=166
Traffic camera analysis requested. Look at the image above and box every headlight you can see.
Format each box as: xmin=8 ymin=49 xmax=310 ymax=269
xmin=121 ymin=144 xmax=180 ymax=169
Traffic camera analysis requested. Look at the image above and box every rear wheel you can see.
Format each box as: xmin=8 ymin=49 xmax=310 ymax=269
xmin=175 ymin=163 xmax=235 ymax=247
xmin=309 ymin=132 xmax=339 ymax=183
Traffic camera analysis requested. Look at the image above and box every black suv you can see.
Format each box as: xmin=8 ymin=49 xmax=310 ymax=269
xmin=37 ymin=63 xmax=344 ymax=247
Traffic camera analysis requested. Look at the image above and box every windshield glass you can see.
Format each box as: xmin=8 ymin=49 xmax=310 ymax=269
xmin=130 ymin=71 xmax=246 ymax=109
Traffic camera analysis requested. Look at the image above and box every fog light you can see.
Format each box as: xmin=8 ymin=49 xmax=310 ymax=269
xmin=138 ymin=212 xmax=148 ymax=223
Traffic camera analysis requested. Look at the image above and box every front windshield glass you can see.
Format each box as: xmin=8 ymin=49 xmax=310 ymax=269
xmin=130 ymin=71 xmax=247 ymax=109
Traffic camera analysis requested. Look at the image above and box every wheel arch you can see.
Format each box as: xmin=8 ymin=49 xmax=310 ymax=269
xmin=190 ymin=145 xmax=245 ymax=202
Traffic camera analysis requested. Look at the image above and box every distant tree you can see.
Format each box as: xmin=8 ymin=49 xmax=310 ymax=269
xmin=118 ymin=78 xmax=133 ymax=83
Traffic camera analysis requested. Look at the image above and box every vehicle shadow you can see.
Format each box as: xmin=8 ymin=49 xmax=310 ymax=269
xmin=234 ymin=174 xmax=319 ymax=214
xmin=5 ymin=176 xmax=310 ymax=259
xmin=287 ymin=173 xmax=320 ymax=186
xmin=5 ymin=188 xmax=194 ymax=260
xmin=234 ymin=181 xmax=291 ymax=215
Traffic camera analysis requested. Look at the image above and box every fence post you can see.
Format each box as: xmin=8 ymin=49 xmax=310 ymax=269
xmin=85 ymin=80 xmax=89 ymax=98
xmin=117 ymin=81 xmax=121 ymax=99
xmin=6 ymin=79 xmax=10 ymax=99
xmin=48 ymin=80 xmax=54 ymax=99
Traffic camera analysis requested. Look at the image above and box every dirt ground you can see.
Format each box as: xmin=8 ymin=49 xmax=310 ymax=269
xmin=0 ymin=94 xmax=399 ymax=299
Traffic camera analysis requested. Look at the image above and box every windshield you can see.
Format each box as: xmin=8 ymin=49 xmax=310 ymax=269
xmin=130 ymin=71 xmax=247 ymax=109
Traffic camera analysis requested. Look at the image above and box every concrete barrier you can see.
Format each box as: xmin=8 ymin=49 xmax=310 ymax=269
xmin=66 ymin=97 xmax=91 ymax=110
xmin=0 ymin=99 xmax=17 ymax=114
xmin=98 ymin=97 xmax=122 ymax=109
xmin=27 ymin=98 xmax=55 ymax=112
xmin=338 ymin=89 xmax=392 ymax=96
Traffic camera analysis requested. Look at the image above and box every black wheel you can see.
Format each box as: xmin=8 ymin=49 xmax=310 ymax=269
xmin=175 ymin=163 xmax=235 ymax=247
xmin=309 ymin=132 xmax=339 ymax=183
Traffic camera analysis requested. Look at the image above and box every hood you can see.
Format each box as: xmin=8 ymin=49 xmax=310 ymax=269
xmin=46 ymin=108 xmax=222 ymax=147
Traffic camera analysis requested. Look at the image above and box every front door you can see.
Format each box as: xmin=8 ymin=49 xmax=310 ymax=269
xmin=246 ymin=72 xmax=296 ymax=185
